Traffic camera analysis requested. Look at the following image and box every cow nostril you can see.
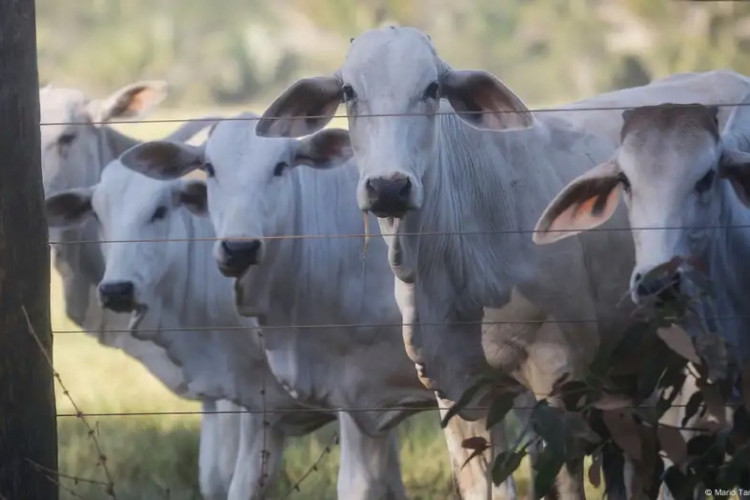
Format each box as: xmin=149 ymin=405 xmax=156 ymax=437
xmin=247 ymin=240 xmax=261 ymax=253
xmin=365 ymin=179 xmax=378 ymax=196
xmin=634 ymin=273 xmax=642 ymax=283
xmin=398 ymin=178 xmax=412 ymax=199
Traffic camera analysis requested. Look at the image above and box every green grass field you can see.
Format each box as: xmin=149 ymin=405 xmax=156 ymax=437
xmin=51 ymin=108 xmax=603 ymax=499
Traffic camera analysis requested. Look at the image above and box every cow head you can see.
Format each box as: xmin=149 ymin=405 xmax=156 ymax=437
xmin=40 ymin=81 xmax=168 ymax=197
xmin=45 ymin=161 xmax=206 ymax=314
xmin=534 ymin=101 xmax=750 ymax=304
xmin=255 ymin=26 xmax=533 ymax=218
xmin=119 ymin=113 xmax=351 ymax=280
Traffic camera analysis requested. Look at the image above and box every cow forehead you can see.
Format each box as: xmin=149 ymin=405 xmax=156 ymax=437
xmin=343 ymin=26 xmax=439 ymax=91
xmin=621 ymin=104 xmax=720 ymax=144
xmin=97 ymin=162 xmax=171 ymax=216
xmin=206 ymin=117 xmax=294 ymax=177
xmin=39 ymin=87 xmax=90 ymax=123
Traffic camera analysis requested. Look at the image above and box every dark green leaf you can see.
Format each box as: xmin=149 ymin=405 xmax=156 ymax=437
xmin=682 ymin=391 xmax=704 ymax=428
xmin=440 ymin=376 xmax=494 ymax=428
xmin=531 ymin=401 xmax=566 ymax=455
xmin=533 ymin=445 xmax=565 ymax=500
xmin=491 ymin=449 xmax=526 ymax=486
xmin=486 ymin=392 xmax=517 ymax=430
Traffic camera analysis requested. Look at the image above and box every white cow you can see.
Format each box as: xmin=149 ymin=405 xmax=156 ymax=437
xmin=45 ymin=160 xmax=335 ymax=499
xmin=533 ymin=99 xmax=750 ymax=453
xmin=252 ymin=26 xmax=750 ymax=499
xmin=115 ymin=114 xmax=520 ymax=500
xmin=41 ymin=83 xmax=246 ymax=498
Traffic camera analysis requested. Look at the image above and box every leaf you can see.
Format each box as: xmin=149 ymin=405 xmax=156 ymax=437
xmin=486 ymin=392 xmax=517 ymax=430
xmin=460 ymin=437 xmax=489 ymax=470
xmin=742 ymin=364 xmax=750 ymax=413
xmin=657 ymin=425 xmax=687 ymax=466
xmin=657 ymin=325 xmax=700 ymax=363
xmin=592 ymin=393 xmax=632 ymax=411
xmin=533 ymin=445 xmax=565 ymax=500
xmin=699 ymin=382 xmax=728 ymax=430
xmin=602 ymin=409 xmax=643 ymax=461
xmin=531 ymin=401 xmax=566 ymax=455
xmin=588 ymin=453 xmax=602 ymax=488
xmin=461 ymin=436 xmax=489 ymax=451
xmin=681 ymin=391 xmax=704 ymax=428
xmin=491 ymin=449 xmax=526 ymax=486
xmin=554 ymin=380 xmax=590 ymax=411
xmin=440 ymin=376 xmax=493 ymax=428
xmin=550 ymin=372 xmax=571 ymax=395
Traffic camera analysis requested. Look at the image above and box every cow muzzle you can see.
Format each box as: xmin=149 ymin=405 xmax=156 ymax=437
xmin=631 ymin=269 xmax=683 ymax=305
xmin=98 ymin=280 xmax=136 ymax=313
xmin=363 ymin=173 xmax=416 ymax=218
xmin=216 ymin=239 xmax=263 ymax=277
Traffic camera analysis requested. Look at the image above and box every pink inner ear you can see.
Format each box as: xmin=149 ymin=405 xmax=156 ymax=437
xmin=542 ymin=183 xmax=622 ymax=241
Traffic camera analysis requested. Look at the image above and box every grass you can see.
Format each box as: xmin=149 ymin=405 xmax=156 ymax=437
xmin=51 ymin=108 xmax=604 ymax=499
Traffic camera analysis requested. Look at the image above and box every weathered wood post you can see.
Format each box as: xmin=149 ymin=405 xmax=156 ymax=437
xmin=0 ymin=0 xmax=59 ymax=498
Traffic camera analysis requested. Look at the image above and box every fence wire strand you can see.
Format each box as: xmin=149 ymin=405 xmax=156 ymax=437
xmin=43 ymin=95 xmax=750 ymax=493
xmin=38 ymin=98 xmax=750 ymax=128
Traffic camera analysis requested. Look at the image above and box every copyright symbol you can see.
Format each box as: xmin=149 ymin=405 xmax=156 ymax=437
xmin=704 ymin=490 xmax=712 ymax=496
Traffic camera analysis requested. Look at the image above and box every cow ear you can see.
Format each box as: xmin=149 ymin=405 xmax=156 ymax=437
xmin=256 ymin=77 xmax=342 ymax=138
xmin=45 ymin=187 xmax=94 ymax=228
xmin=440 ymin=70 xmax=533 ymax=131
xmin=533 ymin=160 xmax=622 ymax=245
xmin=719 ymin=148 xmax=750 ymax=208
xmin=87 ymin=81 xmax=168 ymax=123
xmin=293 ymin=128 xmax=353 ymax=170
xmin=178 ymin=180 xmax=208 ymax=216
xmin=120 ymin=141 xmax=204 ymax=180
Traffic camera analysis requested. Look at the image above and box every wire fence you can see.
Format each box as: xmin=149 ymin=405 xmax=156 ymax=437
xmin=40 ymin=97 xmax=750 ymax=498
xmin=37 ymin=98 xmax=750 ymax=128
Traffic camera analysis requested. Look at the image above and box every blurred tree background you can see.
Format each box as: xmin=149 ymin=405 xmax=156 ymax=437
xmin=36 ymin=0 xmax=750 ymax=108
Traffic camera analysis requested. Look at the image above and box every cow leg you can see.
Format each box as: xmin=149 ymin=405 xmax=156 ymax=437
xmin=337 ymin=411 xmax=406 ymax=500
xmin=227 ymin=411 xmax=285 ymax=500
xmin=217 ymin=400 xmax=242 ymax=493
xmin=438 ymin=394 xmax=518 ymax=500
xmin=199 ymin=400 xmax=228 ymax=500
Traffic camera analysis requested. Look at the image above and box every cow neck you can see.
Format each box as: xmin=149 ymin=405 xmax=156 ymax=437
xmin=709 ymin=180 xmax=750 ymax=360
xmin=408 ymin=103 xmax=563 ymax=312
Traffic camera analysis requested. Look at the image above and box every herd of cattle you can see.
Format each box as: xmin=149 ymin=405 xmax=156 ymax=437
xmin=40 ymin=25 xmax=750 ymax=500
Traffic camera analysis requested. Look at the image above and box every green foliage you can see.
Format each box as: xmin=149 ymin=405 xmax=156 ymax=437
xmin=36 ymin=1 xmax=750 ymax=108
xmin=443 ymin=260 xmax=750 ymax=497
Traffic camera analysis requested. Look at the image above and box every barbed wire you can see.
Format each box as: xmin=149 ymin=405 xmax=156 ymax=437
xmin=284 ymin=432 xmax=339 ymax=498
xmin=37 ymin=99 xmax=750 ymax=127
xmin=56 ymin=400 xmax=743 ymax=419
xmin=22 ymin=306 xmax=117 ymax=499
xmin=48 ymin=312 xmax=750 ymax=337
xmin=46 ymin=222 xmax=750 ymax=246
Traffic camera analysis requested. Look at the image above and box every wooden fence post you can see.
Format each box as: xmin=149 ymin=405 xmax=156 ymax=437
xmin=0 ymin=0 xmax=59 ymax=498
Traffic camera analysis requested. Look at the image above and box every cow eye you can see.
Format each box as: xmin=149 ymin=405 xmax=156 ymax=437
xmin=342 ymin=84 xmax=356 ymax=102
xmin=423 ymin=81 xmax=439 ymax=100
xmin=273 ymin=162 xmax=288 ymax=177
xmin=618 ymin=172 xmax=631 ymax=193
xmin=58 ymin=132 xmax=77 ymax=146
xmin=204 ymin=162 xmax=215 ymax=177
xmin=695 ymin=169 xmax=715 ymax=193
xmin=150 ymin=205 xmax=168 ymax=222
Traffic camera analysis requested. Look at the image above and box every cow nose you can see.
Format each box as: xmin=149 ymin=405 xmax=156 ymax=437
xmin=98 ymin=281 xmax=135 ymax=312
xmin=635 ymin=271 xmax=683 ymax=303
xmin=218 ymin=239 xmax=262 ymax=277
xmin=365 ymin=174 xmax=413 ymax=218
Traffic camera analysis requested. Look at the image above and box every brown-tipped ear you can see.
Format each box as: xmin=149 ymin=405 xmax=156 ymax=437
xmin=45 ymin=187 xmax=95 ymax=228
xmin=440 ymin=70 xmax=533 ymax=131
xmin=120 ymin=141 xmax=204 ymax=180
xmin=533 ymin=160 xmax=623 ymax=245
xmin=256 ymin=77 xmax=342 ymax=138
xmin=293 ymin=128 xmax=353 ymax=170
xmin=88 ymin=80 xmax=168 ymax=123
xmin=719 ymin=148 xmax=750 ymax=208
